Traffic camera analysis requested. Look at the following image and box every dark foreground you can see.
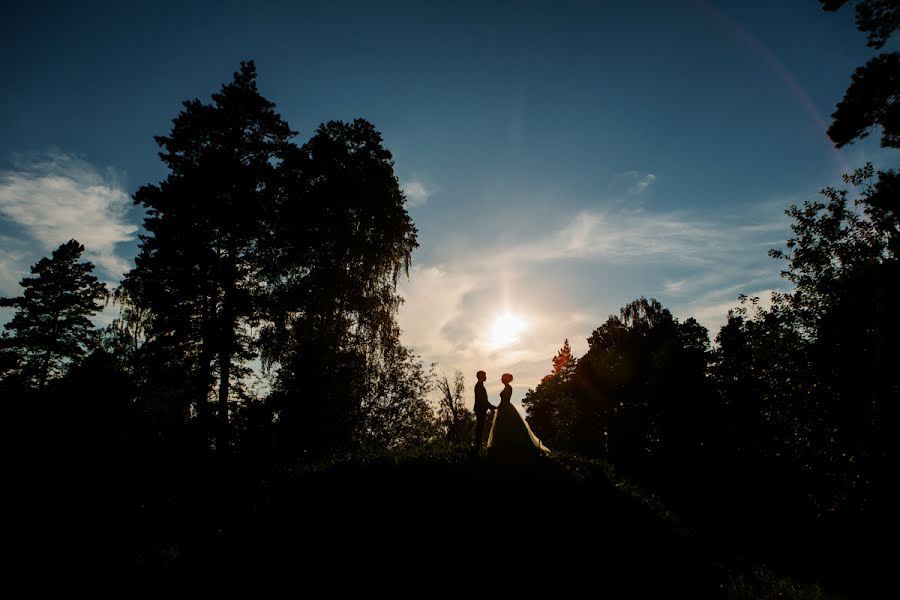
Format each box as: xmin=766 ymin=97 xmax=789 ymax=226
xmin=4 ymin=451 xmax=831 ymax=597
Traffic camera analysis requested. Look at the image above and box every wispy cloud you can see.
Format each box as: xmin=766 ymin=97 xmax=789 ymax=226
xmin=401 ymin=177 xmax=436 ymax=208
xmin=620 ymin=170 xmax=656 ymax=195
xmin=493 ymin=208 xmax=778 ymax=268
xmin=398 ymin=202 xmax=794 ymax=404
xmin=0 ymin=151 xmax=137 ymax=284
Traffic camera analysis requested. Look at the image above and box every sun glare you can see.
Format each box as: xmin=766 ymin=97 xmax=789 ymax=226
xmin=488 ymin=312 xmax=527 ymax=348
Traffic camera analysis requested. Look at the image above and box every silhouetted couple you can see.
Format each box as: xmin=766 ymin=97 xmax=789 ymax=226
xmin=474 ymin=371 xmax=550 ymax=459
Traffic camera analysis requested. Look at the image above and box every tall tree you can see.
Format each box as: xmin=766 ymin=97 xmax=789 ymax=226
xmin=523 ymin=339 xmax=577 ymax=448
xmin=821 ymin=1 xmax=900 ymax=226
xmin=0 ymin=240 xmax=107 ymax=389
xmin=551 ymin=338 xmax=575 ymax=380
xmin=122 ymin=61 xmax=296 ymax=452
xmin=258 ymin=118 xmax=419 ymax=457
xmin=766 ymin=165 xmax=898 ymax=512
xmin=826 ymin=52 xmax=900 ymax=149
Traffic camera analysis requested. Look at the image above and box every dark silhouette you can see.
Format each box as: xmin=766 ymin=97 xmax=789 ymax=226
xmin=257 ymin=118 xmax=420 ymax=460
xmin=118 ymin=62 xmax=422 ymax=459
xmin=522 ymin=338 xmax=576 ymax=447
xmin=437 ymin=370 xmax=473 ymax=444
xmin=487 ymin=373 xmax=549 ymax=461
xmin=121 ymin=60 xmax=297 ymax=454
xmin=821 ymin=1 xmax=900 ymax=254
xmin=472 ymin=370 xmax=495 ymax=448
xmin=0 ymin=239 xmax=107 ymax=389
xmin=821 ymin=0 xmax=900 ymax=50
xmin=821 ymin=0 xmax=900 ymax=146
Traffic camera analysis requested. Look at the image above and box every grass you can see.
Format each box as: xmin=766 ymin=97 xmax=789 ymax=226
xmin=3 ymin=444 xmax=839 ymax=597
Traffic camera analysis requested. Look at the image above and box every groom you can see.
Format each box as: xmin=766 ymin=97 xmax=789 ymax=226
xmin=473 ymin=370 xmax=496 ymax=449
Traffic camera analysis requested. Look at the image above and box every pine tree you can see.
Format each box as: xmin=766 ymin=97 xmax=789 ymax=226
xmin=550 ymin=338 xmax=575 ymax=381
xmin=122 ymin=60 xmax=296 ymax=452
xmin=0 ymin=240 xmax=107 ymax=389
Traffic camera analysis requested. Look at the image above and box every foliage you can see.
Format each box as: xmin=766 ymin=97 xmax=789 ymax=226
xmin=827 ymin=52 xmax=900 ymax=149
xmin=821 ymin=1 xmax=900 ymax=150
xmin=435 ymin=369 xmax=475 ymax=444
xmin=357 ymin=345 xmax=442 ymax=451
xmin=121 ymin=60 xmax=296 ymax=451
xmin=762 ymin=163 xmax=899 ymax=509
xmin=256 ymin=117 xmax=419 ymax=458
xmin=0 ymin=239 xmax=107 ymax=389
xmin=117 ymin=64 xmax=422 ymax=458
xmin=522 ymin=338 xmax=576 ymax=447
xmin=820 ymin=0 xmax=900 ymax=50
xmin=770 ymin=165 xmax=895 ymax=334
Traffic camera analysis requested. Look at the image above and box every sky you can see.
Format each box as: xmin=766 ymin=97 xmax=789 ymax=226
xmin=0 ymin=0 xmax=892 ymax=406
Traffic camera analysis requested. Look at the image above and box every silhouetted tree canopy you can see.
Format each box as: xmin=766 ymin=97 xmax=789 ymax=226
xmin=828 ymin=52 xmax=900 ymax=148
xmin=436 ymin=370 xmax=474 ymax=445
xmin=820 ymin=0 xmax=900 ymax=49
xmin=522 ymin=338 xmax=576 ymax=448
xmin=766 ymin=163 xmax=899 ymax=517
xmin=524 ymin=299 xmax=714 ymax=470
xmin=0 ymin=239 xmax=107 ymax=389
xmin=121 ymin=60 xmax=297 ymax=452
xmin=822 ymin=1 xmax=900 ymax=150
xmin=111 ymin=61 xmax=423 ymax=458
xmin=257 ymin=118 xmax=420 ymax=457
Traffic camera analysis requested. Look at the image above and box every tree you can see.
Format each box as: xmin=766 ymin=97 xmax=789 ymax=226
xmin=811 ymin=8 xmax=900 ymax=502
xmin=523 ymin=339 xmax=577 ymax=448
xmin=0 ymin=240 xmax=107 ymax=389
xmin=579 ymin=300 xmax=714 ymax=475
xmin=258 ymin=118 xmax=419 ymax=458
xmin=550 ymin=338 xmax=575 ymax=380
xmin=435 ymin=370 xmax=474 ymax=445
xmin=821 ymin=1 xmax=900 ymax=224
xmin=766 ymin=165 xmax=899 ymax=514
xmin=826 ymin=52 xmax=900 ymax=149
xmin=122 ymin=61 xmax=296 ymax=452
xmin=820 ymin=1 xmax=900 ymax=50
xmin=821 ymin=0 xmax=900 ymax=146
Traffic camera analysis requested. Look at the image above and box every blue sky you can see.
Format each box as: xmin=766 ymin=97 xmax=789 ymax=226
xmin=0 ymin=0 xmax=890 ymax=403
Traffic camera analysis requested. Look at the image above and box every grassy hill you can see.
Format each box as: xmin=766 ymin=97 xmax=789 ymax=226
xmin=6 ymin=447 xmax=830 ymax=597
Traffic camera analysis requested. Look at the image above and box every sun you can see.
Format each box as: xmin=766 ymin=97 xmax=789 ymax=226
xmin=488 ymin=312 xmax=527 ymax=348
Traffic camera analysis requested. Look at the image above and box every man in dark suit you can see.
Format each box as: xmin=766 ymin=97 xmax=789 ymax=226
xmin=473 ymin=370 xmax=496 ymax=449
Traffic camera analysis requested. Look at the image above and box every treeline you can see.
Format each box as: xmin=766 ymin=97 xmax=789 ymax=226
xmin=0 ymin=62 xmax=453 ymax=472
xmin=521 ymin=1 xmax=900 ymax=588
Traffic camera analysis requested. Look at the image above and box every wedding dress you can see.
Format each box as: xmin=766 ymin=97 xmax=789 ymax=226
xmin=486 ymin=384 xmax=550 ymax=456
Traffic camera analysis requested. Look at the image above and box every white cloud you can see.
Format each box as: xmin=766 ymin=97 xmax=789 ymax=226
xmin=0 ymin=235 xmax=30 ymax=298
xmin=401 ymin=178 xmax=436 ymax=208
xmin=621 ymin=170 xmax=656 ymax=194
xmin=0 ymin=151 xmax=137 ymax=283
xmin=398 ymin=202 xmax=794 ymax=405
xmin=492 ymin=208 xmax=777 ymax=268
xmin=398 ymin=265 xmax=477 ymax=357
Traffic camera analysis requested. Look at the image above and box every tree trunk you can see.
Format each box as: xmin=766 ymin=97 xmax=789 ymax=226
xmin=38 ymin=349 xmax=52 ymax=391
xmin=195 ymin=294 xmax=214 ymax=450
xmin=38 ymin=306 xmax=62 ymax=390
xmin=216 ymin=284 xmax=234 ymax=457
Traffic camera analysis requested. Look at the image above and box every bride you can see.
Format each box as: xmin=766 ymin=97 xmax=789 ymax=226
xmin=487 ymin=373 xmax=550 ymax=458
